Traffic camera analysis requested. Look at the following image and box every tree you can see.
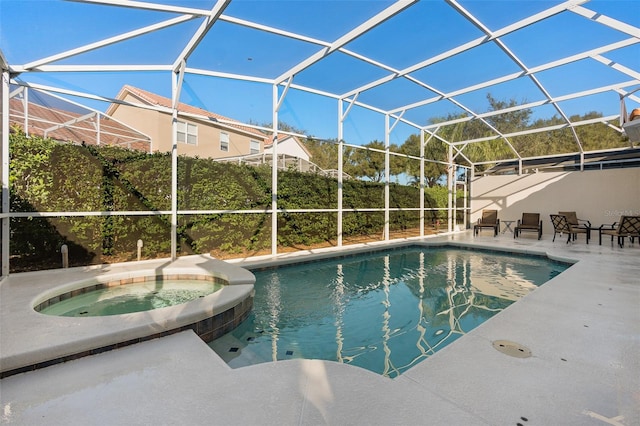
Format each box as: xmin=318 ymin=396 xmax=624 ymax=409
xmin=303 ymin=137 xmax=340 ymax=170
xmin=399 ymin=134 xmax=448 ymax=187
xmin=343 ymin=140 xmax=403 ymax=182
xmin=484 ymin=94 xmax=532 ymax=134
xmin=424 ymin=95 xmax=530 ymax=168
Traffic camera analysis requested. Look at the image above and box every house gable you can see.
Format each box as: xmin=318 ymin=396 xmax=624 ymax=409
xmin=264 ymin=135 xmax=312 ymax=162
xmin=107 ymin=85 xmax=268 ymax=159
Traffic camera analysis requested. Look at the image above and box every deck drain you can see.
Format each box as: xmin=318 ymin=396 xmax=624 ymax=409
xmin=492 ymin=340 xmax=531 ymax=358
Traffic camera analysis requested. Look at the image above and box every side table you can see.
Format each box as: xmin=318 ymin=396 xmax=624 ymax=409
xmin=501 ymin=220 xmax=515 ymax=234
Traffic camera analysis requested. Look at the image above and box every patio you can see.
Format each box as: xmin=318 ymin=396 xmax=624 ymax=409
xmin=1 ymin=232 xmax=638 ymax=425
xmin=1 ymin=1 xmax=639 ymax=424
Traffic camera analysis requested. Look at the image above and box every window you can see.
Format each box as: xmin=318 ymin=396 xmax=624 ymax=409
xmin=177 ymin=121 xmax=197 ymax=145
xmin=220 ymin=131 xmax=229 ymax=152
xmin=250 ymin=139 xmax=260 ymax=154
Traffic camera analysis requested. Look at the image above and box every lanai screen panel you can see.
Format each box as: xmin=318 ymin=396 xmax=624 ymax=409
xmin=1 ymin=0 xmax=638 ymax=158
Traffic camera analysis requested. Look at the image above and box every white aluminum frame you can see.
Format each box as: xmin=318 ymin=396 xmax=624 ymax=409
xmin=1 ymin=0 xmax=638 ymax=276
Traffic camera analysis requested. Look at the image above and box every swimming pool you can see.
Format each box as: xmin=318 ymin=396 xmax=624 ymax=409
xmin=210 ymin=246 xmax=569 ymax=378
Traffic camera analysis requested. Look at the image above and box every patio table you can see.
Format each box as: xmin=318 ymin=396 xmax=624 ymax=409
xmin=501 ymin=220 xmax=515 ymax=234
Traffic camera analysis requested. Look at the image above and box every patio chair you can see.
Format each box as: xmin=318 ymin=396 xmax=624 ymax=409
xmin=550 ymin=214 xmax=588 ymax=244
xmin=558 ymin=211 xmax=591 ymax=242
xmin=599 ymin=216 xmax=640 ymax=248
xmin=474 ymin=209 xmax=500 ymax=237
xmin=514 ymin=213 xmax=542 ymax=240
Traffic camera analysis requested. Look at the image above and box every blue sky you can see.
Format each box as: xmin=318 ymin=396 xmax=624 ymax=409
xmin=1 ymin=0 xmax=639 ymax=146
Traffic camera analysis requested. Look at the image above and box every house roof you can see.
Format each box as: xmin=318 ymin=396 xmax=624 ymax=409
xmin=110 ymin=85 xmax=269 ymax=141
xmin=9 ymin=94 xmax=151 ymax=151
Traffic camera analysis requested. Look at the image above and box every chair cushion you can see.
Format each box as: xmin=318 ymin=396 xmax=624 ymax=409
xmin=517 ymin=224 xmax=539 ymax=229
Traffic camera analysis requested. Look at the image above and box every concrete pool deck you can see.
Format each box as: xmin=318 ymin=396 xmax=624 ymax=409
xmin=0 ymin=257 xmax=255 ymax=375
xmin=1 ymin=232 xmax=639 ymax=425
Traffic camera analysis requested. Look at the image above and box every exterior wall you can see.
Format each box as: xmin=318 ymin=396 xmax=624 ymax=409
xmin=264 ymin=137 xmax=310 ymax=161
xmin=109 ymin=94 xmax=166 ymax=153
xmin=190 ymin=122 xmax=262 ymax=159
xmin=109 ymin=93 xmax=263 ymax=159
xmin=470 ymin=168 xmax=640 ymax=236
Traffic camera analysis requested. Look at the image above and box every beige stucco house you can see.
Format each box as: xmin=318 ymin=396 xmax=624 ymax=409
xmin=106 ymin=85 xmax=268 ymax=159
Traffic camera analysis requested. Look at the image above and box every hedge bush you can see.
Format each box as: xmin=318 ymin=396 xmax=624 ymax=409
xmin=8 ymin=131 xmax=461 ymax=270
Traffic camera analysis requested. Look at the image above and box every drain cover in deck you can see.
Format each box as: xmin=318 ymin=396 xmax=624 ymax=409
xmin=492 ymin=340 xmax=531 ymax=358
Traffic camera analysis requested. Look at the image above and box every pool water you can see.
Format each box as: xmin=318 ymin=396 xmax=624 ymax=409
xmin=39 ymin=280 xmax=225 ymax=317
xmin=209 ymin=247 xmax=568 ymax=378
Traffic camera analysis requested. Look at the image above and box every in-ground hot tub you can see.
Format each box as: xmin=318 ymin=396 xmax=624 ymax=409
xmin=36 ymin=274 xmax=228 ymax=317
xmin=0 ymin=257 xmax=255 ymax=378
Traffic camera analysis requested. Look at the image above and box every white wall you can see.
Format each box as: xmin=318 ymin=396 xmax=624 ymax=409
xmin=471 ymin=168 xmax=640 ymax=236
xmin=264 ymin=137 xmax=310 ymax=161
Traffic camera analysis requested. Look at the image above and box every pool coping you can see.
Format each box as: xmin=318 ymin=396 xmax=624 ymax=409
xmin=0 ymin=255 xmax=255 ymax=376
xmin=228 ymin=237 xmax=579 ymax=271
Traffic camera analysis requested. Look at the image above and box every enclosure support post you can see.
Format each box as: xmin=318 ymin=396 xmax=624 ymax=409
xmin=337 ymin=99 xmax=344 ymax=247
xmin=170 ymin=76 xmax=179 ymax=261
xmin=453 ymin=166 xmax=457 ymax=230
xmin=462 ymin=170 xmax=468 ymax=230
xmin=1 ymin=69 xmax=10 ymax=276
xmin=419 ymin=129 xmax=425 ymax=237
xmin=384 ymin=114 xmax=390 ymax=241
xmin=271 ymin=85 xmax=279 ymax=256
xmin=447 ymin=145 xmax=454 ymax=232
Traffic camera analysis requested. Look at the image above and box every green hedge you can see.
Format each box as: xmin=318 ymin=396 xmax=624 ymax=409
xmin=8 ymin=131 xmax=460 ymax=270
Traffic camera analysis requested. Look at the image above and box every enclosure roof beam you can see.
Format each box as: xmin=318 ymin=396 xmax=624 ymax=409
xmin=274 ymin=0 xmax=417 ymax=85
xmin=592 ymin=55 xmax=640 ymax=81
xmin=219 ymin=15 xmax=330 ymax=47
xmin=276 ymin=77 xmax=293 ymax=113
xmin=171 ymin=0 xmax=231 ymax=72
xmin=422 ymin=80 xmax=638 ymax=131
xmin=8 ymin=85 xmax=24 ymax=99
xmin=0 ymin=49 xmax=7 ymax=71
xmin=570 ymin=4 xmax=640 ymax=38
xmin=24 ymin=15 xmax=197 ymax=70
xmin=71 ymin=0 xmax=211 ymax=16
xmin=448 ymin=0 xmax=583 ymax=154
xmin=340 ymin=94 xmax=359 ymax=123
xmin=390 ymin=37 xmax=638 ymax=115
xmin=342 ymin=0 xmax=586 ymax=100
xmin=450 ymin=114 xmax=619 ymax=146
xmin=11 ymin=65 xmax=173 ymax=73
